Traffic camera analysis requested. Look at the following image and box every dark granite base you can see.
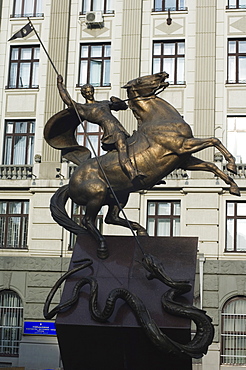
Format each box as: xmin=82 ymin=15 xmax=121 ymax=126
xmin=56 ymin=235 xmax=198 ymax=370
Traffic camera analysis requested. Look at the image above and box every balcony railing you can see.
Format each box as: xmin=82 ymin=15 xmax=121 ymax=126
xmin=164 ymin=168 xmax=188 ymax=179
xmin=0 ymin=165 xmax=33 ymax=180
xmin=10 ymin=13 xmax=44 ymax=18
xmin=79 ymin=10 xmax=114 ymax=15
xmin=152 ymin=6 xmax=188 ymax=11
xmin=223 ymin=164 xmax=246 ymax=178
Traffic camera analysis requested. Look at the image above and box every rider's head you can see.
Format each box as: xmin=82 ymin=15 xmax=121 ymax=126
xmin=81 ymin=84 xmax=95 ymax=101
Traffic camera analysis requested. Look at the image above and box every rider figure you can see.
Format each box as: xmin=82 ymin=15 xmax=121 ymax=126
xmin=57 ymin=75 xmax=145 ymax=182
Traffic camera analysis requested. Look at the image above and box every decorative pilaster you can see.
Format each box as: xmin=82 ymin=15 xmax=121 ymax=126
xmin=118 ymin=0 xmax=143 ymax=132
xmin=41 ymin=0 xmax=71 ymax=171
xmin=194 ymin=1 xmax=216 ymax=162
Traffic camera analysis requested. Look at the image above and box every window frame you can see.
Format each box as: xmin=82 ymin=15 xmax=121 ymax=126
xmin=0 ymin=200 xmax=29 ymax=249
xmin=226 ymin=201 xmax=246 ymax=252
xmin=0 ymin=289 xmax=23 ymax=357
xmin=7 ymin=45 xmax=40 ymax=89
xmin=226 ymin=0 xmax=246 ymax=9
xmin=76 ymin=121 xmax=105 ymax=157
xmin=152 ymin=40 xmax=185 ymax=85
xmin=11 ymin=0 xmax=43 ymax=18
xmin=78 ymin=43 xmax=111 ymax=87
xmin=81 ymin=0 xmax=113 ymax=14
xmin=153 ymin=0 xmax=187 ymax=11
xmin=146 ymin=200 xmax=181 ymax=237
xmin=227 ymin=39 xmax=246 ymax=84
xmin=227 ymin=116 xmax=246 ymax=163
xmin=3 ymin=120 xmax=35 ymax=165
xmin=221 ymin=296 xmax=246 ymax=365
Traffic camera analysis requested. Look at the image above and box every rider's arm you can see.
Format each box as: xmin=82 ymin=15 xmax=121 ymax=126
xmin=57 ymin=75 xmax=74 ymax=108
xmin=109 ymin=96 xmax=128 ymax=112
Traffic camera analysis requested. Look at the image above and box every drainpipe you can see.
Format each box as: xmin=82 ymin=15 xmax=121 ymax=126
xmin=198 ymin=253 xmax=205 ymax=309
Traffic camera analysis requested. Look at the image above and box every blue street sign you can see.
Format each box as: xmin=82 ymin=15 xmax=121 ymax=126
xmin=23 ymin=321 xmax=57 ymax=335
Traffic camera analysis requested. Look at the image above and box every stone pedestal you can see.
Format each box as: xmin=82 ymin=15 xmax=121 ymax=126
xmin=56 ymin=235 xmax=198 ymax=370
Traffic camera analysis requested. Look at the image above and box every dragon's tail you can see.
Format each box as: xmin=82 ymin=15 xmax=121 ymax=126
xmin=50 ymin=184 xmax=88 ymax=235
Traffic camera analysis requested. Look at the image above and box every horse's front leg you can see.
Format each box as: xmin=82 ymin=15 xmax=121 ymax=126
xmin=181 ymin=156 xmax=240 ymax=196
xmin=181 ymin=137 xmax=237 ymax=174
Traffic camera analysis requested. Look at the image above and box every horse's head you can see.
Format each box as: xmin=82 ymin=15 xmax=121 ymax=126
xmin=122 ymin=72 xmax=169 ymax=97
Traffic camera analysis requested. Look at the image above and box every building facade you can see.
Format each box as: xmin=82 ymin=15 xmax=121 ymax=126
xmin=0 ymin=0 xmax=246 ymax=369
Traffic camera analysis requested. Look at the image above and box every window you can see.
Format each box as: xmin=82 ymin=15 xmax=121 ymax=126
xmin=227 ymin=117 xmax=246 ymax=163
xmin=76 ymin=122 xmax=105 ymax=157
xmin=228 ymin=39 xmax=246 ymax=83
xmin=3 ymin=120 xmax=35 ymax=165
xmin=226 ymin=202 xmax=246 ymax=252
xmin=0 ymin=290 xmax=23 ymax=356
xmin=81 ymin=0 xmax=113 ymax=14
xmin=70 ymin=203 xmax=103 ymax=248
xmin=227 ymin=0 xmax=246 ymax=9
xmin=221 ymin=296 xmax=246 ymax=365
xmin=147 ymin=201 xmax=180 ymax=236
xmin=12 ymin=0 xmax=42 ymax=17
xmin=78 ymin=43 xmax=111 ymax=87
xmin=8 ymin=46 xmax=40 ymax=89
xmin=153 ymin=0 xmax=186 ymax=11
xmin=153 ymin=41 xmax=185 ymax=84
xmin=0 ymin=201 xmax=29 ymax=249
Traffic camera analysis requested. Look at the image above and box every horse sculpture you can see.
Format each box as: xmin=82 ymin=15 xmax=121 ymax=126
xmin=47 ymin=71 xmax=240 ymax=259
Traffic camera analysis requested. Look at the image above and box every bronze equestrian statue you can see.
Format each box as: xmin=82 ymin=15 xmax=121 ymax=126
xmin=44 ymin=71 xmax=240 ymax=259
xmin=44 ymin=71 xmax=239 ymax=361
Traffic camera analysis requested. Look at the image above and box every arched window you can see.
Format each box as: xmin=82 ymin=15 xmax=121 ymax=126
xmin=0 ymin=290 xmax=23 ymax=356
xmin=221 ymin=296 xmax=246 ymax=365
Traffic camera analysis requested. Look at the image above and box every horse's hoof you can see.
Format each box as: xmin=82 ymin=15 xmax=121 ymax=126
xmin=97 ymin=246 xmax=109 ymax=259
xmin=227 ymin=162 xmax=237 ymax=175
xmin=229 ymin=185 xmax=241 ymax=197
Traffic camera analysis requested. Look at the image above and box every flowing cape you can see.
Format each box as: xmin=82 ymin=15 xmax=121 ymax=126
xmin=44 ymin=108 xmax=91 ymax=165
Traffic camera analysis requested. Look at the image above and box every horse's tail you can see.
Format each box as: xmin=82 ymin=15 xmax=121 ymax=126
xmin=50 ymin=184 xmax=88 ymax=235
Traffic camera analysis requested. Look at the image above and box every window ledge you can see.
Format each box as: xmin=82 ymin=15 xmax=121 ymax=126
xmin=151 ymin=9 xmax=188 ymax=15
xmin=166 ymin=84 xmax=186 ymax=89
xmin=220 ymin=365 xmax=246 ymax=368
xmin=225 ymin=83 xmax=246 ymax=87
xmin=75 ymin=85 xmax=111 ymax=91
xmin=223 ymin=251 xmax=246 ymax=254
xmin=79 ymin=11 xmax=115 ymax=20
xmin=10 ymin=14 xmax=44 ymax=20
xmin=226 ymin=7 xmax=246 ymax=12
xmin=5 ymin=87 xmax=39 ymax=92
xmin=102 ymin=12 xmax=115 ymax=17
xmin=0 ymin=248 xmax=28 ymax=252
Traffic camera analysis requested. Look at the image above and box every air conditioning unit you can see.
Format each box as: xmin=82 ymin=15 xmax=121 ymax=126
xmin=85 ymin=11 xmax=103 ymax=25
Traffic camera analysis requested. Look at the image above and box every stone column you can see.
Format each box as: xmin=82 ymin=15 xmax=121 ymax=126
xmin=40 ymin=0 xmax=71 ymax=178
xmin=118 ymin=0 xmax=143 ymax=132
xmin=194 ymin=1 xmax=216 ymax=162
